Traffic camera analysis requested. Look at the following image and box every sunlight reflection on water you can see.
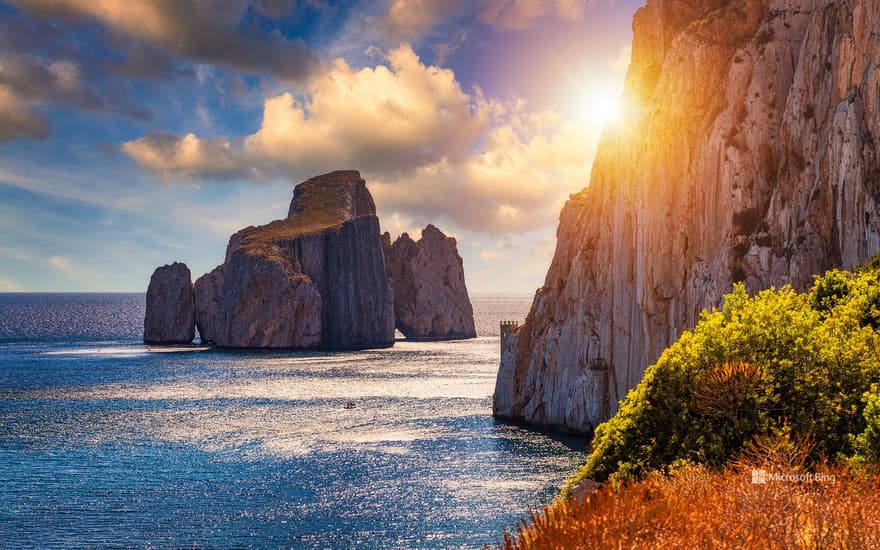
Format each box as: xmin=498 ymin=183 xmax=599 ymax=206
xmin=0 ymin=295 xmax=585 ymax=548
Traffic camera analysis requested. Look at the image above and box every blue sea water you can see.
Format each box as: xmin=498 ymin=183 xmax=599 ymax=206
xmin=0 ymin=294 xmax=586 ymax=549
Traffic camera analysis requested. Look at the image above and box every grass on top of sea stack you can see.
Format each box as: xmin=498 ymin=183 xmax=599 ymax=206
xmin=240 ymin=170 xmax=367 ymax=244
xmin=498 ymin=434 xmax=880 ymax=550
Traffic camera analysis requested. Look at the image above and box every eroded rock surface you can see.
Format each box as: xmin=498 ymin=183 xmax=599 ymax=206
xmin=195 ymin=170 xmax=394 ymax=349
xmin=383 ymin=225 xmax=476 ymax=340
xmin=144 ymin=262 xmax=195 ymax=344
xmin=193 ymin=265 xmax=224 ymax=344
xmin=495 ymin=0 xmax=880 ymax=433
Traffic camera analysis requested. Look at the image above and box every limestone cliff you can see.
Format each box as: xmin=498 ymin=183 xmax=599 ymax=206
xmin=144 ymin=262 xmax=195 ymax=344
xmin=383 ymin=225 xmax=477 ymax=340
xmin=199 ymin=170 xmax=395 ymax=349
xmin=494 ymin=0 xmax=880 ymax=433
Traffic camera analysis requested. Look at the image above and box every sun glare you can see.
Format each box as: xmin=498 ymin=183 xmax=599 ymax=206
xmin=576 ymin=86 xmax=622 ymax=128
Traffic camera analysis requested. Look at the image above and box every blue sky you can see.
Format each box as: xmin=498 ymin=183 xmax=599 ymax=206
xmin=0 ymin=0 xmax=644 ymax=293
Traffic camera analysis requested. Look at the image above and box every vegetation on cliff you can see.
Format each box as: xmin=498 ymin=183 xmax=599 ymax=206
xmin=571 ymin=261 xmax=880 ymax=486
xmin=500 ymin=259 xmax=880 ymax=548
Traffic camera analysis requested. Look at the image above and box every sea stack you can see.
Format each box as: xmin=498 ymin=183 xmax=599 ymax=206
xmin=494 ymin=0 xmax=880 ymax=434
xmin=195 ymin=170 xmax=395 ymax=349
xmin=383 ymin=225 xmax=477 ymax=340
xmin=143 ymin=262 xmax=195 ymax=344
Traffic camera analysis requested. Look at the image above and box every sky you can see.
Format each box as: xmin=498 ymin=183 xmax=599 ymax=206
xmin=0 ymin=0 xmax=645 ymax=293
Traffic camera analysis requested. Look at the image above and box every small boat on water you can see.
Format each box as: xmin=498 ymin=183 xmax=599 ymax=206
xmin=344 ymin=402 xmax=356 ymax=410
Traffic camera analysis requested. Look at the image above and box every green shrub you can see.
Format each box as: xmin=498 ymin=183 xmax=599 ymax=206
xmin=810 ymin=269 xmax=850 ymax=314
xmin=855 ymin=385 xmax=880 ymax=463
xmin=577 ymin=264 xmax=880 ymax=483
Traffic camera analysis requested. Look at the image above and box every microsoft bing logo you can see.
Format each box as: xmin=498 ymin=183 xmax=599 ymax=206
xmin=751 ymin=469 xmax=767 ymax=484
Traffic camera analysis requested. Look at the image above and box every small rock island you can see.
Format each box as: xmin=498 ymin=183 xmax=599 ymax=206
xmin=383 ymin=226 xmax=476 ymax=340
xmin=144 ymin=170 xmax=476 ymax=349
xmin=144 ymin=262 xmax=196 ymax=344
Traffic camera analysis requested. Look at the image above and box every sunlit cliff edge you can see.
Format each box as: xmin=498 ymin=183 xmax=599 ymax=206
xmin=494 ymin=0 xmax=880 ymax=434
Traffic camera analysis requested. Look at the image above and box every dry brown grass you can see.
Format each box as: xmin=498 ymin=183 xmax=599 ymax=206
xmin=692 ymin=361 xmax=767 ymax=418
xmin=239 ymin=171 xmax=364 ymax=244
xmin=499 ymin=438 xmax=880 ymax=550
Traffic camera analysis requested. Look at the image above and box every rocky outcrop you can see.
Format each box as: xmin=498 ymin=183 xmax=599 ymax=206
xmin=193 ymin=265 xmax=224 ymax=344
xmin=197 ymin=170 xmax=395 ymax=349
xmin=383 ymin=225 xmax=477 ymax=340
xmin=495 ymin=0 xmax=880 ymax=434
xmin=147 ymin=170 xmax=476 ymax=349
xmin=213 ymin=246 xmax=322 ymax=348
xmin=144 ymin=262 xmax=195 ymax=344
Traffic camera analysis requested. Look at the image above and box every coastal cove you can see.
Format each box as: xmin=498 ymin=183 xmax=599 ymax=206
xmin=0 ymin=293 xmax=586 ymax=548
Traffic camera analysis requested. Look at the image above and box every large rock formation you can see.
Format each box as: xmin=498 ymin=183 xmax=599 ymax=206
xmin=383 ymin=225 xmax=477 ymax=340
xmin=147 ymin=170 xmax=476 ymax=349
xmin=144 ymin=262 xmax=195 ymax=344
xmin=495 ymin=0 xmax=880 ymax=433
xmin=198 ymin=170 xmax=394 ymax=349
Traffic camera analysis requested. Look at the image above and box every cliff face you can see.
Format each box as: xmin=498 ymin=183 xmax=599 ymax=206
xmin=193 ymin=265 xmax=224 ymax=344
xmin=198 ymin=170 xmax=395 ymax=349
xmin=383 ymin=225 xmax=477 ymax=340
xmin=144 ymin=262 xmax=195 ymax=344
xmin=495 ymin=0 xmax=880 ymax=433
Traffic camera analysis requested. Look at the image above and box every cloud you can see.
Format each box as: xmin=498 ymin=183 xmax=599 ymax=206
xmin=0 ymin=276 xmax=21 ymax=291
xmin=122 ymin=133 xmax=248 ymax=181
xmin=122 ymin=45 xmax=598 ymax=235
xmin=244 ymin=45 xmax=487 ymax=176
xmin=0 ymin=244 xmax=73 ymax=275
xmin=370 ymin=108 xmax=595 ymax=233
xmin=0 ymin=52 xmax=153 ymax=140
xmin=374 ymin=0 xmax=460 ymax=43
xmin=373 ymin=0 xmax=598 ymax=45
xmin=479 ymin=0 xmax=587 ymax=30
xmin=433 ymin=29 xmax=469 ymax=65
xmin=11 ymin=0 xmax=318 ymax=80
xmin=0 ymin=86 xmax=49 ymax=142
xmin=47 ymin=255 xmax=73 ymax=272
xmin=1 ymin=54 xmax=99 ymax=110
xmin=124 ymin=44 xmax=488 ymax=180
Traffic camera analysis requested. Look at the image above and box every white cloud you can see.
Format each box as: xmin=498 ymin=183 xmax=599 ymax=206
xmin=124 ymin=43 xmax=489 ymax=181
xmin=122 ymin=133 xmax=247 ymax=181
xmin=380 ymin=211 xmax=422 ymax=240
xmin=370 ymin=108 xmax=595 ymax=232
xmin=244 ymin=45 xmax=486 ymax=177
xmin=122 ymin=44 xmax=599 ymax=235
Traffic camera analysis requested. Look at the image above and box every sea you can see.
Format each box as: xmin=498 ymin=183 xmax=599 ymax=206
xmin=0 ymin=294 xmax=586 ymax=549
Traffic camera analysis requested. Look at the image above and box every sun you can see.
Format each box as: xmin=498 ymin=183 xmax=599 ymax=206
xmin=575 ymin=85 xmax=623 ymax=128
